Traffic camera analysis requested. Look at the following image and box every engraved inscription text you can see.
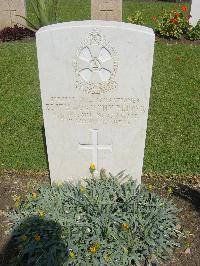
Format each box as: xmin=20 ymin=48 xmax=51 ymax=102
xmin=46 ymin=96 xmax=145 ymax=125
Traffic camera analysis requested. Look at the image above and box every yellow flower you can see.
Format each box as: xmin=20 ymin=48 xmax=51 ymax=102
xmin=123 ymin=247 xmax=128 ymax=254
xmin=56 ymin=180 xmax=63 ymax=186
xmin=20 ymin=235 xmax=27 ymax=241
xmin=89 ymin=246 xmax=97 ymax=253
xmin=89 ymin=163 xmax=96 ymax=171
xmin=121 ymin=223 xmax=129 ymax=230
xmin=32 ymin=192 xmax=38 ymax=200
xmin=69 ymin=250 xmax=75 ymax=258
xmin=34 ymin=234 xmax=41 ymax=241
xmin=88 ymin=243 xmax=100 ymax=253
xmin=103 ymin=254 xmax=110 ymax=262
xmin=14 ymin=196 xmax=21 ymax=208
xmin=80 ymin=185 xmax=86 ymax=193
xmin=147 ymin=184 xmax=153 ymax=192
xmin=38 ymin=210 xmax=45 ymax=217
xmin=15 ymin=201 xmax=20 ymax=208
xmin=14 ymin=196 xmax=21 ymax=202
xmin=167 ymin=187 xmax=173 ymax=194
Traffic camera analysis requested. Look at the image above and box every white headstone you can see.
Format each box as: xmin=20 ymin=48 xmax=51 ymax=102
xmin=36 ymin=21 xmax=155 ymax=184
xmin=190 ymin=0 xmax=200 ymax=26
xmin=0 ymin=0 xmax=26 ymax=30
xmin=91 ymin=0 xmax=122 ymax=21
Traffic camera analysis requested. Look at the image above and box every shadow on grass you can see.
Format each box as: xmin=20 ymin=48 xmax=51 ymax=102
xmin=174 ymin=184 xmax=200 ymax=213
xmin=0 ymin=216 xmax=66 ymax=266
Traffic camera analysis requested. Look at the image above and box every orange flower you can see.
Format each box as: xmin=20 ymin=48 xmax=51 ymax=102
xmin=170 ymin=18 xmax=178 ymax=24
xmin=88 ymin=243 xmax=100 ymax=253
xmin=121 ymin=223 xmax=129 ymax=230
xmin=89 ymin=246 xmax=97 ymax=253
xmin=34 ymin=234 xmax=41 ymax=241
xmin=175 ymin=12 xmax=180 ymax=17
xmin=151 ymin=16 xmax=157 ymax=21
xmin=181 ymin=6 xmax=188 ymax=12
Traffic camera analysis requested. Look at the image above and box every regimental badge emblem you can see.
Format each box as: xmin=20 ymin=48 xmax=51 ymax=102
xmin=73 ymin=29 xmax=118 ymax=94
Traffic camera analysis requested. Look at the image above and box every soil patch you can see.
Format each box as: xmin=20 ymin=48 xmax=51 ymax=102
xmin=0 ymin=25 xmax=35 ymax=42
xmin=144 ymin=174 xmax=200 ymax=266
xmin=0 ymin=170 xmax=49 ymax=265
xmin=0 ymin=172 xmax=199 ymax=266
xmin=155 ymin=36 xmax=200 ymax=45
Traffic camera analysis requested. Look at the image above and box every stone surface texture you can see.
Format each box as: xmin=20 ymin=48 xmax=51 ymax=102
xmin=91 ymin=0 xmax=122 ymax=21
xmin=36 ymin=21 xmax=155 ymax=184
xmin=0 ymin=0 xmax=26 ymax=30
xmin=190 ymin=0 xmax=200 ymax=26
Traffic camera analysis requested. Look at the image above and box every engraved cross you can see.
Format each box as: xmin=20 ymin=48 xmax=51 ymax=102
xmin=78 ymin=129 xmax=112 ymax=170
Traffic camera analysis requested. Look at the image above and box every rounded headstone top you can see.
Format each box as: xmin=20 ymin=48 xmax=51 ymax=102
xmin=36 ymin=20 xmax=155 ymax=37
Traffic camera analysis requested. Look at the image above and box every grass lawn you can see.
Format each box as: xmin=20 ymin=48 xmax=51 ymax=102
xmin=0 ymin=0 xmax=199 ymax=176
xmin=26 ymin=0 xmax=190 ymax=27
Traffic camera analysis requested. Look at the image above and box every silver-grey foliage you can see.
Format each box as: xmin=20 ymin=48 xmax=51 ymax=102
xmin=9 ymin=171 xmax=183 ymax=266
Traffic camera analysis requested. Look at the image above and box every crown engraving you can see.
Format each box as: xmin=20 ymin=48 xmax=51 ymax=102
xmin=73 ymin=29 xmax=118 ymax=94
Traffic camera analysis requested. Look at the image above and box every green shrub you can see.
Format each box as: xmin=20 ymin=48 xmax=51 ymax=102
xmin=155 ymin=7 xmax=189 ymax=39
xmin=22 ymin=0 xmax=60 ymax=30
xmin=186 ymin=20 xmax=200 ymax=40
xmin=9 ymin=171 xmax=183 ymax=266
xmin=127 ymin=11 xmax=144 ymax=25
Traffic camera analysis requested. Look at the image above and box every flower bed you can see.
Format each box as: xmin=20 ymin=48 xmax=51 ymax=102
xmin=7 ymin=171 xmax=183 ymax=266
xmin=128 ymin=5 xmax=200 ymax=41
